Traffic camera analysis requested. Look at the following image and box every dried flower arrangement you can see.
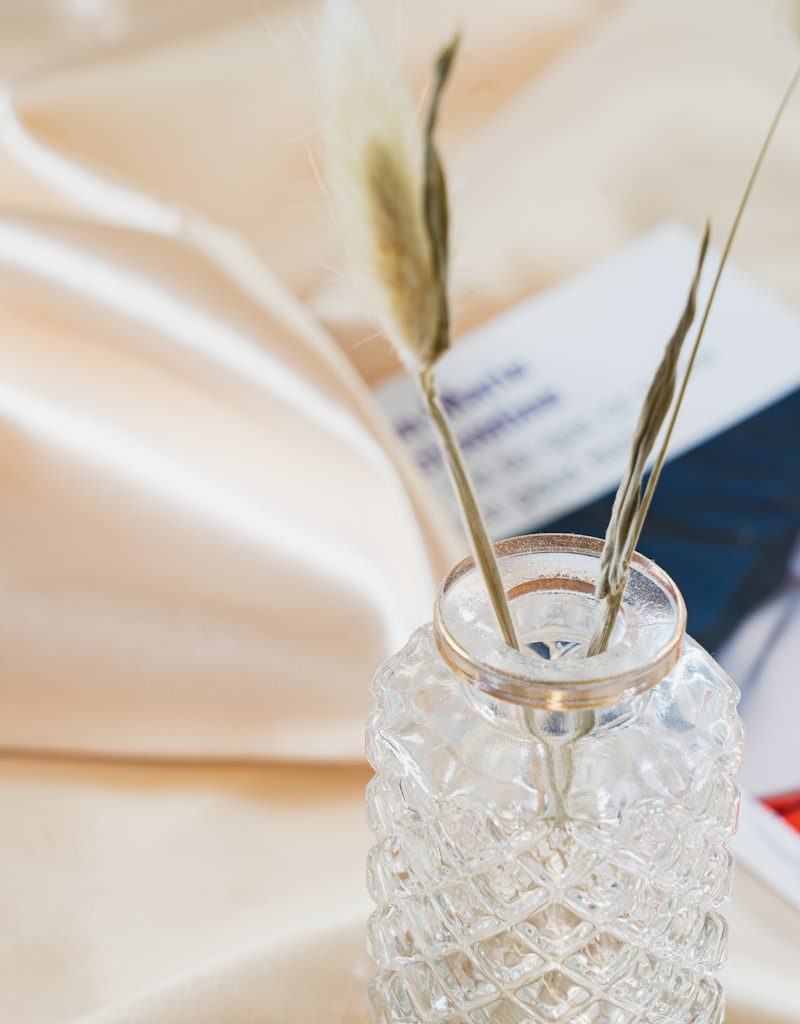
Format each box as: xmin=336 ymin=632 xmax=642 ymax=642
xmin=329 ymin=10 xmax=800 ymax=1019
xmin=320 ymin=3 xmax=519 ymax=649
xmin=320 ymin=0 xmax=799 ymax=658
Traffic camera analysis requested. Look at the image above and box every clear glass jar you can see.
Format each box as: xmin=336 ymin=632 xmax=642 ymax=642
xmin=366 ymin=534 xmax=743 ymax=1024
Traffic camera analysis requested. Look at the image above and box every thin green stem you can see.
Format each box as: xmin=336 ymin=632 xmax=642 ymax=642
xmin=418 ymin=367 xmax=521 ymax=650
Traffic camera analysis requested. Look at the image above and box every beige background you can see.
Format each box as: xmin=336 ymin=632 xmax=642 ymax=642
xmin=0 ymin=1 xmax=798 ymax=1020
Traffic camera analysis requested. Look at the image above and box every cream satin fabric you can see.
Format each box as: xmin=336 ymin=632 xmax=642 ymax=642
xmin=0 ymin=1 xmax=798 ymax=1021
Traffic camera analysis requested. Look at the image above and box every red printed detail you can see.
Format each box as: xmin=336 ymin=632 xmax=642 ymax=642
xmin=763 ymin=791 xmax=800 ymax=833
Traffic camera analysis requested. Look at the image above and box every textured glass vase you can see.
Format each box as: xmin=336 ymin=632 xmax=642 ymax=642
xmin=366 ymin=534 xmax=743 ymax=1024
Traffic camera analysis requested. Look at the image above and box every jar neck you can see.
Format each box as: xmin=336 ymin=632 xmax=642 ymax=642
xmin=433 ymin=534 xmax=685 ymax=711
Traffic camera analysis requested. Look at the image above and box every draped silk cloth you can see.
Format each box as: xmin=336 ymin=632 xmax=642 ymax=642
xmin=0 ymin=1 xmax=798 ymax=1021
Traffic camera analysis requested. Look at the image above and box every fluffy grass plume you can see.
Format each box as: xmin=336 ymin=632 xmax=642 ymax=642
xmin=320 ymin=1 xmax=520 ymax=648
xmin=319 ymin=0 xmax=442 ymax=372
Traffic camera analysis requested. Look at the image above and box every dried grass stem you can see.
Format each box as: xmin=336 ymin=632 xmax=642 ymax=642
xmin=418 ymin=367 xmax=520 ymax=649
xmin=588 ymin=60 xmax=800 ymax=657
xmin=587 ymin=227 xmax=710 ymax=656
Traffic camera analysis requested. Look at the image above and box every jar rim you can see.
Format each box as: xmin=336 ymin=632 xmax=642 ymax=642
xmin=433 ymin=533 xmax=687 ymax=710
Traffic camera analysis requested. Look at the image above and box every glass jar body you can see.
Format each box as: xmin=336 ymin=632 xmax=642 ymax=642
xmin=365 ymin=549 xmax=742 ymax=1024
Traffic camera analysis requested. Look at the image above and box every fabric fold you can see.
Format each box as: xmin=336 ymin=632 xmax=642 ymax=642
xmin=0 ymin=212 xmax=456 ymax=761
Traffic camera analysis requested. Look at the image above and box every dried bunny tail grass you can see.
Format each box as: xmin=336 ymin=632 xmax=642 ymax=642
xmin=594 ymin=225 xmax=709 ymax=602
xmin=586 ymin=228 xmax=709 ymax=657
xmin=420 ymin=36 xmax=460 ymax=366
xmin=414 ymin=37 xmax=520 ymax=650
xmin=319 ymin=0 xmax=440 ymax=371
xmin=588 ymin=59 xmax=800 ymax=658
xmin=320 ymin=10 xmax=520 ymax=649
xmin=595 ymin=226 xmax=710 ymax=605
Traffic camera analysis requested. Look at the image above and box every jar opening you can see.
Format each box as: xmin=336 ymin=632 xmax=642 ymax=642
xmin=433 ymin=533 xmax=686 ymax=710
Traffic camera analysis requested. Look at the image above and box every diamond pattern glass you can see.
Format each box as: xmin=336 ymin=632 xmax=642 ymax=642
xmin=366 ymin=623 xmax=742 ymax=1024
